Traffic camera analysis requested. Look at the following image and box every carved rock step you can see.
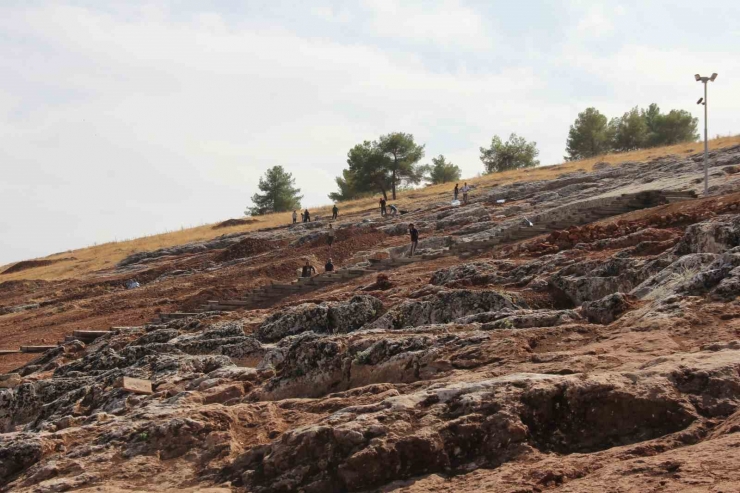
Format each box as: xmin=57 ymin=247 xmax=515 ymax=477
xmin=217 ymin=300 xmax=254 ymax=307
xmin=73 ymin=330 xmax=110 ymax=339
xmin=158 ymin=312 xmax=200 ymax=320
xmin=20 ymin=346 xmax=57 ymax=353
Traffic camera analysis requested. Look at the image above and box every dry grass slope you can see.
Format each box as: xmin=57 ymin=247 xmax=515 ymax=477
xmin=2 ymin=135 xmax=739 ymax=281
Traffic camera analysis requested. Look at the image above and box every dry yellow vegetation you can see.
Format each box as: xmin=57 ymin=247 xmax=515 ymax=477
xmin=3 ymin=135 xmax=739 ymax=282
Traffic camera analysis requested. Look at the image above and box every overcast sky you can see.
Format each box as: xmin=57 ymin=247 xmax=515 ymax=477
xmin=1 ymin=0 xmax=738 ymax=265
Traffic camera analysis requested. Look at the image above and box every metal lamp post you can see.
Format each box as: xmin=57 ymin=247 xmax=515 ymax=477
xmin=695 ymin=72 xmax=718 ymax=195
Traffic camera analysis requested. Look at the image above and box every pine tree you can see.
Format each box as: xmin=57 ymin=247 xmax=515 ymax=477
xmin=423 ymin=155 xmax=462 ymax=184
xmin=331 ymin=133 xmax=426 ymax=200
xmin=564 ymin=107 xmax=613 ymax=161
xmin=376 ymin=132 xmax=425 ymax=199
xmin=611 ymin=107 xmax=648 ymax=152
xmin=247 ymin=166 xmax=302 ymax=216
xmin=328 ymin=169 xmax=364 ymax=202
xmin=480 ymin=134 xmax=540 ymax=174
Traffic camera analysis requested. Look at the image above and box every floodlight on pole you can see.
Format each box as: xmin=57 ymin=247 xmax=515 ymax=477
xmin=695 ymin=73 xmax=718 ymax=195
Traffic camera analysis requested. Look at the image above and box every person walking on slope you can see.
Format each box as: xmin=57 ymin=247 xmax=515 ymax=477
xmin=461 ymin=183 xmax=470 ymax=205
xmin=332 ymin=204 xmax=339 ymax=220
xmin=408 ymin=223 xmax=419 ymax=257
xmin=325 ymin=258 xmax=334 ymax=272
xmin=303 ymin=208 xmax=311 ymax=222
xmin=292 ymin=210 xmax=298 ymax=224
xmin=301 ymin=260 xmax=316 ymax=278
xmin=327 ymin=223 xmax=335 ymax=248
xmin=454 ymin=183 xmax=459 ymax=201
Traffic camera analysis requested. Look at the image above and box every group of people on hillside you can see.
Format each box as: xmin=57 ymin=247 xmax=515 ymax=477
xmin=293 ymin=204 xmax=339 ymax=224
xmin=301 ymin=258 xmax=333 ymax=277
xmin=453 ymin=182 xmax=471 ymax=204
xmin=300 ymin=221 xmax=419 ymax=279
xmin=292 ymin=181 xmax=483 ymax=280
xmin=292 ymin=209 xmax=308 ymax=223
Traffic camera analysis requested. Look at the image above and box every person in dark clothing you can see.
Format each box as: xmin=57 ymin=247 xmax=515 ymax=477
xmin=301 ymin=260 xmax=316 ymax=278
xmin=454 ymin=183 xmax=459 ymax=201
xmin=304 ymin=209 xmax=311 ymax=222
xmin=408 ymin=223 xmax=419 ymax=256
xmin=379 ymin=198 xmax=387 ymax=217
xmin=332 ymin=204 xmax=339 ymax=219
xmin=325 ymin=258 xmax=334 ymax=272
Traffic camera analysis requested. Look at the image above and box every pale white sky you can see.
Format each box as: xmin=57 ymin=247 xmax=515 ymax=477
xmin=1 ymin=0 xmax=738 ymax=264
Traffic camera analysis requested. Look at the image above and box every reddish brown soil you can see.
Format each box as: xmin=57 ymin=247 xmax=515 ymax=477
xmin=0 ymin=226 xmax=399 ymax=372
xmin=3 ymin=194 xmax=740 ymax=373
xmin=214 ymin=238 xmax=287 ymax=262
xmin=508 ymin=192 xmax=740 ymax=258
xmin=7 ymin=191 xmax=740 ymax=492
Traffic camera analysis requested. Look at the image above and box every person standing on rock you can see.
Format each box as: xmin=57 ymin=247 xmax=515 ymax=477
xmin=408 ymin=223 xmax=419 ymax=257
xmin=292 ymin=210 xmax=298 ymax=224
xmin=462 ymin=183 xmax=470 ymax=205
xmin=325 ymin=258 xmax=334 ymax=272
xmin=454 ymin=183 xmax=459 ymax=201
xmin=327 ymin=223 xmax=335 ymax=248
xmin=301 ymin=260 xmax=316 ymax=278
xmin=304 ymin=209 xmax=311 ymax=222
xmin=332 ymin=204 xmax=339 ymax=220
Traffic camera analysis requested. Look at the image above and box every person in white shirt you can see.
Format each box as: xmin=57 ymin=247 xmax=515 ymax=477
xmin=462 ymin=183 xmax=470 ymax=204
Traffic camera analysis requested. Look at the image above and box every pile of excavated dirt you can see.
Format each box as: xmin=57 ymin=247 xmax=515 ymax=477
xmin=5 ymin=146 xmax=740 ymax=492
xmin=1 ymin=257 xmax=74 ymax=275
xmin=213 ymin=218 xmax=260 ymax=229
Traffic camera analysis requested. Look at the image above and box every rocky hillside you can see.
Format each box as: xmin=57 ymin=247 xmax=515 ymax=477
xmin=3 ymin=145 xmax=740 ymax=492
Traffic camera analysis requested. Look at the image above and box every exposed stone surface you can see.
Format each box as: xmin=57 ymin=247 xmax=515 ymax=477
xmin=4 ymin=146 xmax=740 ymax=492
xmin=366 ymin=289 xmax=523 ymax=329
xmin=581 ymin=292 xmax=634 ymax=324
xmin=674 ymin=214 xmax=740 ymax=254
xmin=256 ymin=295 xmax=383 ymax=342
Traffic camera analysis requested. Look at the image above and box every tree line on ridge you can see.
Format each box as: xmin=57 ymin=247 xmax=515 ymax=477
xmin=247 ymin=104 xmax=698 ymax=215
